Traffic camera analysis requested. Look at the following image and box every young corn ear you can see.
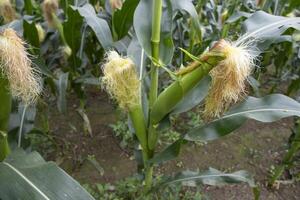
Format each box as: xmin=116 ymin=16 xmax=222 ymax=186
xmin=0 ymin=0 xmax=16 ymax=23
xmin=102 ymin=51 xmax=140 ymax=110
xmin=35 ymin=23 xmax=45 ymax=43
xmin=0 ymin=28 xmax=41 ymax=104
xmin=203 ymin=39 xmax=256 ymax=119
xmin=42 ymin=0 xmax=58 ymax=27
xmin=150 ymin=41 xmax=226 ymax=125
xmin=102 ymin=51 xmax=148 ymax=151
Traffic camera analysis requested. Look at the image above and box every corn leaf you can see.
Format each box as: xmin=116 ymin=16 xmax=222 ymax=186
xmin=171 ymin=76 xmax=211 ymax=115
xmin=23 ymin=19 xmax=40 ymax=51
xmin=185 ymin=94 xmax=300 ymax=142
xmin=157 ymin=168 xmax=260 ymax=199
xmin=73 ymin=4 xmax=113 ymax=50
xmin=62 ymin=6 xmax=83 ymax=68
xmin=237 ymin=11 xmax=300 ymax=51
xmin=0 ymin=149 xmax=95 ymax=200
xmin=149 ymin=138 xmax=184 ymax=165
xmin=112 ymin=0 xmax=139 ymax=40
xmin=159 ymin=168 xmax=255 ymax=187
xmin=153 ymin=94 xmax=300 ymax=165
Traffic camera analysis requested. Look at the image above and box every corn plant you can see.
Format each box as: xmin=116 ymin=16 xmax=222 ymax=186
xmin=97 ymin=0 xmax=300 ymax=196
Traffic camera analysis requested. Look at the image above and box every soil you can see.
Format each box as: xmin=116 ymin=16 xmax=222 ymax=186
xmin=39 ymin=87 xmax=300 ymax=200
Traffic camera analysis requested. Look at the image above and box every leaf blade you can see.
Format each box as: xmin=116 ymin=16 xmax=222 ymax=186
xmin=186 ymin=94 xmax=300 ymax=142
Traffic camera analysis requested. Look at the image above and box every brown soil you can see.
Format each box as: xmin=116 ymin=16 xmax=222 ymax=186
xmin=39 ymin=88 xmax=300 ymax=200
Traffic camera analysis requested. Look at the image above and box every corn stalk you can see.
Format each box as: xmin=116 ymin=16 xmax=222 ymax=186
xmin=0 ymin=75 xmax=11 ymax=161
xmin=144 ymin=0 xmax=163 ymax=191
xmin=269 ymin=120 xmax=300 ymax=186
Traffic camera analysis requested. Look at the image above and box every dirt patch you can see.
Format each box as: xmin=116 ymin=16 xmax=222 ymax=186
xmin=42 ymin=89 xmax=136 ymax=183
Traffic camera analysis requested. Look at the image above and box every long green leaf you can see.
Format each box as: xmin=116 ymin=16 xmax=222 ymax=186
xmin=73 ymin=4 xmax=113 ymax=50
xmin=0 ymin=149 xmax=95 ymax=200
xmin=153 ymin=94 xmax=300 ymax=165
xmin=158 ymin=168 xmax=255 ymax=187
xmin=63 ymin=6 xmax=83 ymax=67
xmin=63 ymin=6 xmax=83 ymax=54
xmin=112 ymin=0 xmax=139 ymax=39
xmin=23 ymin=20 xmax=40 ymax=52
xmin=237 ymin=11 xmax=300 ymax=50
xmin=185 ymin=94 xmax=300 ymax=142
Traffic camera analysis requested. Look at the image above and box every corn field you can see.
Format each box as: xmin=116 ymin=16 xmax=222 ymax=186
xmin=0 ymin=0 xmax=300 ymax=199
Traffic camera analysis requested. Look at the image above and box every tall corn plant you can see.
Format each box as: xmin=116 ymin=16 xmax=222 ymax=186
xmin=100 ymin=0 xmax=300 ymax=196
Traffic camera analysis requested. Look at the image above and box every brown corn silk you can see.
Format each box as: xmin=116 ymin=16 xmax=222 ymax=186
xmin=204 ymin=39 xmax=255 ymax=119
xmin=42 ymin=0 xmax=58 ymax=27
xmin=0 ymin=0 xmax=16 ymax=23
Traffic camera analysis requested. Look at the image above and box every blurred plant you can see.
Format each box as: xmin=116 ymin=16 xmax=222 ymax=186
xmin=0 ymin=0 xmax=16 ymax=23
xmin=269 ymin=118 xmax=300 ymax=188
xmin=110 ymin=119 xmax=135 ymax=149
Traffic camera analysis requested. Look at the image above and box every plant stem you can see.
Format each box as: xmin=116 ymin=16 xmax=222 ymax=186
xmin=129 ymin=105 xmax=148 ymax=153
xmin=269 ymin=125 xmax=300 ymax=185
xmin=145 ymin=0 xmax=163 ymax=191
xmin=149 ymin=0 xmax=162 ymax=107
xmin=52 ymin=13 xmax=68 ymax=46
xmin=0 ymin=131 xmax=10 ymax=161
xmin=0 ymin=75 xmax=12 ymax=161
xmin=129 ymin=105 xmax=153 ymax=191
xmin=144 ymin=165 xmax=153 ymax=191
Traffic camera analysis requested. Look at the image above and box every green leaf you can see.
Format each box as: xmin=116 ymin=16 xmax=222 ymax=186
xmin=112 ymin=0 xmax=139 ymax=40
xmin=74 ymin=4 xmax=113 ymax=50
xmin=149 ymin=139 xmax=184 ymax=165
xmin=63 ymin=6 xmax=84 ymax=67
xmin=178 ymin=47 xmax=203 ymax=63
xmin=0 ymin=149 xmax=95 ymax=200
xmin=23 ymin=20 xmax=40 ymax=52
xmin=185 ymin=94 xmax=300 ymax=142
xmin=171 ymin=76 xmax=211 ymax=115
xmin=133 ymin=0 xmax=174 ymax=65
xmin=159 ymin=168 xmax=255 ymax=187
xmin=226 ymin=11 xmax=251 ymax=23
xmin=24 ymin=0 xmax=37 ymax=15
xmin=237 ymin=11 xmax=300 ymax=51
xmin=55 ymin=72 xmax=69 ymax=113
xmin=64 ymin=6 xmax=83 ymax=53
